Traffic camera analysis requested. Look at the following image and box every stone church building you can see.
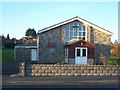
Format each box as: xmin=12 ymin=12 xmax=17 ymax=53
xmin=15 ymin=16 xmax=112 ymax=65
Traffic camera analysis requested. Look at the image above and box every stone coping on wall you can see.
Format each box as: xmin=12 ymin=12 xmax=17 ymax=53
xmin=15 ymin=46 xmax=37 ymax=48
xmin=19 ymin=63 xmax=120 ymax=77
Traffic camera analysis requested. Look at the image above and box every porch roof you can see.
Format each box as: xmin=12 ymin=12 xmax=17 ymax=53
xmin=64 ymin=39 xmax=95 ymax=48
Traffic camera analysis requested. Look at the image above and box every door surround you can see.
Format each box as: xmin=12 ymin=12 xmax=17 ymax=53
xmin=75 ymin=47 xmax=87 ymax=64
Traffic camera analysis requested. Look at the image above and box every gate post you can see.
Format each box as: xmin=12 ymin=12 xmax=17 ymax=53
xmin=19 ymin=62 xmax=25 ymax=77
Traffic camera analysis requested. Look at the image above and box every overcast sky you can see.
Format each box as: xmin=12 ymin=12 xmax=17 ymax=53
xmin=1 ymin=1 xmax=118 ymax=42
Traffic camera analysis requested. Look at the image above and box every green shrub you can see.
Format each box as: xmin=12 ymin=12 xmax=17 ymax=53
xmin=107 ymin=54 xmax=120 ymax=65
xmin=58 ymin=60 xmax=67 ymax=65
xmin=107 ymin=60 xmax=117 ymax=65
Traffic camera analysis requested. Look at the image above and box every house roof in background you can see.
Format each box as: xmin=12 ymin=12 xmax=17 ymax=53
xmin=38 ymin=16 xmax=113 ymax=35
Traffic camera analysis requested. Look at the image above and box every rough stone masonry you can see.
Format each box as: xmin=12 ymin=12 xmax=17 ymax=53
xmin=19 ymin=63 xmax=119 ymax=77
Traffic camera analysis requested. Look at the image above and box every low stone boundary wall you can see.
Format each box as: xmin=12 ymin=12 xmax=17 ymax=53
xmin=19 ymin=63 xmax=120 ymax=77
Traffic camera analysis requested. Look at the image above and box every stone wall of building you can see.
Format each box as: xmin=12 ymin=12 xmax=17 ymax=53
xmin=87 ymin=26 xmax=111 ymax=64
xmin=68 ymin=58 xmax=75 ymax=64
xmin=87 ymin=26 xmax=111 ymax=45
xmin=87 ymin=26 xmax=91 ymax=42
xmin=19 ymin=63 xmax=119 ymax=77
xmin=87 ymin=26 xmax=94 ymax=43
xmin=94 ymin=29 xmax=111 ymax=45
xmin=94 ymin=44 xmax=111 ymax=64
xmin=14 ymin=48 xmax=31 ymax=62
xmin=38 ymin=26 xmax=66 ymax=64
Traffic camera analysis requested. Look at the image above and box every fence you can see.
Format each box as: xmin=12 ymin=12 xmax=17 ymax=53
xmin=2 ymin=61 xmax=19 ymax=75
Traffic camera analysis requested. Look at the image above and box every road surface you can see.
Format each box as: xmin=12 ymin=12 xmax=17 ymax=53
xmin=2 ymin=75 xmax=120 ymax=89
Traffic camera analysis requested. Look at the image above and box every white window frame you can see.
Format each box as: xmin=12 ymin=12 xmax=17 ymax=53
xmin=75 ymin=47 xmax=87 ymax=57
xmin=31 ymin=49 xmax=37 ymax=61
xmin=65 ymin=48 xmax=68 ymax=59
xmin=65 ymin=48 xmax=68 ymax=63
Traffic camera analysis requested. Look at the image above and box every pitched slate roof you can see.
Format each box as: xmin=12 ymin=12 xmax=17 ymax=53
xmin=38 ymin=16 xmax=113 ymax=35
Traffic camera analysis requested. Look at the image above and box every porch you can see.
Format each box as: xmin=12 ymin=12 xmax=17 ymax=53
xmin=64 ymin=39 xmax=95 ymax=64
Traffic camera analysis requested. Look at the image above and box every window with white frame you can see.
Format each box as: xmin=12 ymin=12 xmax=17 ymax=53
xmin=65 ymin=48 xmax=68 ymax=59
xmin=64 ymin=21 xmax=86 ymax=42
xmin=65 ymin=48 xmax=68 ymax=63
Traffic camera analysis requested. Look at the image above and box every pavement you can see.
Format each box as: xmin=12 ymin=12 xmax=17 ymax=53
xmin=2 ymin=75 xmax=120 ymax=89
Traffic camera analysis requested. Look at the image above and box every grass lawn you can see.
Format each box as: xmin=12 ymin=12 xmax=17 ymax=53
xmin=109 ymin=54 xmax=120 ymax=65
xmin=110 ymin=57 xmax=120 ymax=64
xmin=1 ymin=48 xmax=14 ymax=63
